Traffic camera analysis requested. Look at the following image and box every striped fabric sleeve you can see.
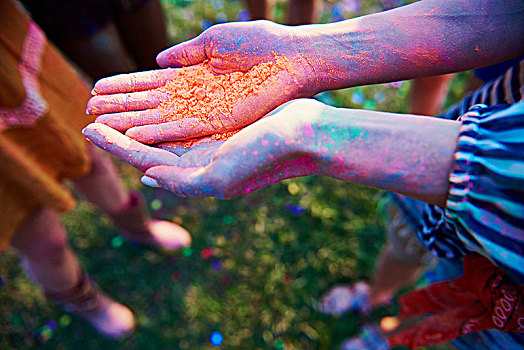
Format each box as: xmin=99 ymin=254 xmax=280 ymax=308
xmin=415 ymin=59 xmax=524 ymax=262
xmin=444 ymin=102 xmax=524 ymax=283
xmin=441 ymin=59 xmax=524 ymax=121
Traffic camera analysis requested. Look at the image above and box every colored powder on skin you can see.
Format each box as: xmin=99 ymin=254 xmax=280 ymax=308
xmin=175 ymin=129 xmax=241 ymax=149
xmin=156 ymin=56 xmax=292 ymax=148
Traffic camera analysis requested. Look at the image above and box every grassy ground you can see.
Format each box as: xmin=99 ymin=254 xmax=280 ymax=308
xmin=0 ymin=0 xmax=468 ymax=349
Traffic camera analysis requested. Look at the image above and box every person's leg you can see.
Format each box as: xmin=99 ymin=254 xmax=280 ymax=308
xmin=245 ymin=0 xmax=271 ymax=20
xmin=321 ymin=198 xmax=430 ymax=315
xmin=409 ymin=74 xmax=455 ymax=116
xmin=368 ymin=244 xmax=424 ymax=308
xmin=10 ymin=207 xmax=80 ymax=292
xmin=10 ymin=206 xmax=135 ymax=338
xmin=72 ymin=145 xmax=191 ymax=249
xmin=287 ymin=0 xmax=320 ymax=25
xmin=369 ymin=198 xmax=430 ymax=307
xmin=114 ymin=0 xmax=168 ymax=71
xmin=320 ymin=243 xmax=425 ymax=315
xmin=331 ymin=233 xmax=428 ymax=348
xmin=244 ymin=0 xmax=319 ymax=25
xmin=55 ymin=21 xmax=136 ymax=82
xmin=71 ymin=144 xmax=129 ymax=214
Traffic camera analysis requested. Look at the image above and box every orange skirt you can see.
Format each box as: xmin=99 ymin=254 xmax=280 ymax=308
xmin=0 ymin=0 xmax=96 ymax=251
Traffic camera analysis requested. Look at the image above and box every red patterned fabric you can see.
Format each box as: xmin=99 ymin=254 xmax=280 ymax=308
xmin=388 ymin=254 xmax=524 ymax=349
xmin=0 ymin=21 xmax=47 ymax=132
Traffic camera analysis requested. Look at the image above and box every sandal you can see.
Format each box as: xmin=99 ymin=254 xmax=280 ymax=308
xmin=45 ymin=272 xmax=135 ymax=339
xmin=319 ymin=282 xmax=372 ymax=316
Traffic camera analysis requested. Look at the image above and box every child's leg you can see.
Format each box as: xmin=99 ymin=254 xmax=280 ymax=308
xmin=72 ymin=144 xmax=191 ymax=250
xmin=114 ymin=0 xmax=168 ymax=71
xmin=287 ymin=0 xmax=320 ymax=25
xmin=321 ymin=197 xmax=430 ymax=315
xmin=10 ymin=207 xmax=80 ymax=292
xmin=369 ymin=244 xmax=424 ymax=308
xmin=320 ymin=243 xmax=426 ymax=315
xmin=244 ymin=0 xmax=271 ymax=20
xmin=10 ymin=206 xmax=135 ymax=338
xmin=369 ymin=200 xmax=431 ymax=307
xmin=71 ymin=144 xmax=129 ymax=214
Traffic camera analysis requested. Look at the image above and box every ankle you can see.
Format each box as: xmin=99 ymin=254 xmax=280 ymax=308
xmin=109 ymin=191 xmax=142 ymax=216
xmin=44 ymin=270 xmax=135 ymax=338
xmin=44 ymin=272 xmax=100 ymax=313
xmin=109 ymin=191 xmax=151 ymax=238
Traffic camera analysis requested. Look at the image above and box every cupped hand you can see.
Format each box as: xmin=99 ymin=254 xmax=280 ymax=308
xmin=83 ymin=99 xmax=325 ymax=198
xmin=86 ymin=21 xmax=320 ymax=143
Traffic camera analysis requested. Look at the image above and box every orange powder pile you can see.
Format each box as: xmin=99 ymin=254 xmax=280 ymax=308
xmin=156 ymin=56 xmax=291 ymax=148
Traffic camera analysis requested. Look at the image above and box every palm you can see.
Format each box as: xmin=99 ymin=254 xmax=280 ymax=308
xmin=86 ymin=21 xmax=318 ymax=143
xmin=83 ymin=99 xmax=322 ymax=198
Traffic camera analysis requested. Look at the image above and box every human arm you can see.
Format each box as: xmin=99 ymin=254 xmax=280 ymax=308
xmin=157 ymin=0 xmax=523 ymax=85
xmin=295 ymin=0 xmax=523 ymax=91
xmin=87 ymin=0 xmax=523 ymax=141
xmin=83 ymin=99 xmax=460 ymax=206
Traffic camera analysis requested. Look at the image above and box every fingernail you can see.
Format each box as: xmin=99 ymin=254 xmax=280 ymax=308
xmin=156 ymin=51 xmax=169 ymax=67
xmin=141 ymin=176 xmax=160 ymax=188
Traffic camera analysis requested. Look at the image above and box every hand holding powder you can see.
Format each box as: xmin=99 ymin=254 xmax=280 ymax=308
xmin=87 ymin=56 xmax=298 ymax=147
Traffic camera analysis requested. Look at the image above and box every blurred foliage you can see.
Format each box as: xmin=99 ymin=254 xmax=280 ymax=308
xmin=0 ymin=0 xmax=470 ymax=349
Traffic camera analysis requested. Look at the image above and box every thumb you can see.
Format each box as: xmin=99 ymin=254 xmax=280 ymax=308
xmin=145 ymin=165 xmax=218 ymax=197
xmin=156 ymin=35 xmax=207 ymax=68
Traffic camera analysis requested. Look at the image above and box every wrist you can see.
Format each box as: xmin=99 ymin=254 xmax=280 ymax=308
xmin=296 ymin=19 xmax=378 ymax=91
xmin=288 ymin=101 xmax=340 ymax=168
xmin=298 ymin=105 xmax=360 ymax=177
xmin=287 ymin=26 xmax=328 ymax=96
xmin=271 ymin=99 xmax=331 ymax=170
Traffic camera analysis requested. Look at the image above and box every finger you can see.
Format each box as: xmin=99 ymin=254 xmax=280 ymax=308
xmin=95 ymin=109 xmax=174 ymax=133
xmin=92 ymin=69 xmax=179 ymax=95
xmin=145 ymin=165 xmax=218 ymax=197
xmin=141 ymin=175 xmax=161 ymax=188
xmin=87 ymin=90 xmax=171 ymax=115
xmin=82 ymin=123 xmax=180 ymax=172
xmin=156 ymin=35 xmax=207 ymax=68
xmin=125 ymin=117 xmax=223 ymax=144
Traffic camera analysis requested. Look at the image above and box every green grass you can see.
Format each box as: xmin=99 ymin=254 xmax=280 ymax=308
xmin=0 ymin=175 xmax=390 ymax=349
xmin=0 ymin=0 xmax=467 ymax=348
